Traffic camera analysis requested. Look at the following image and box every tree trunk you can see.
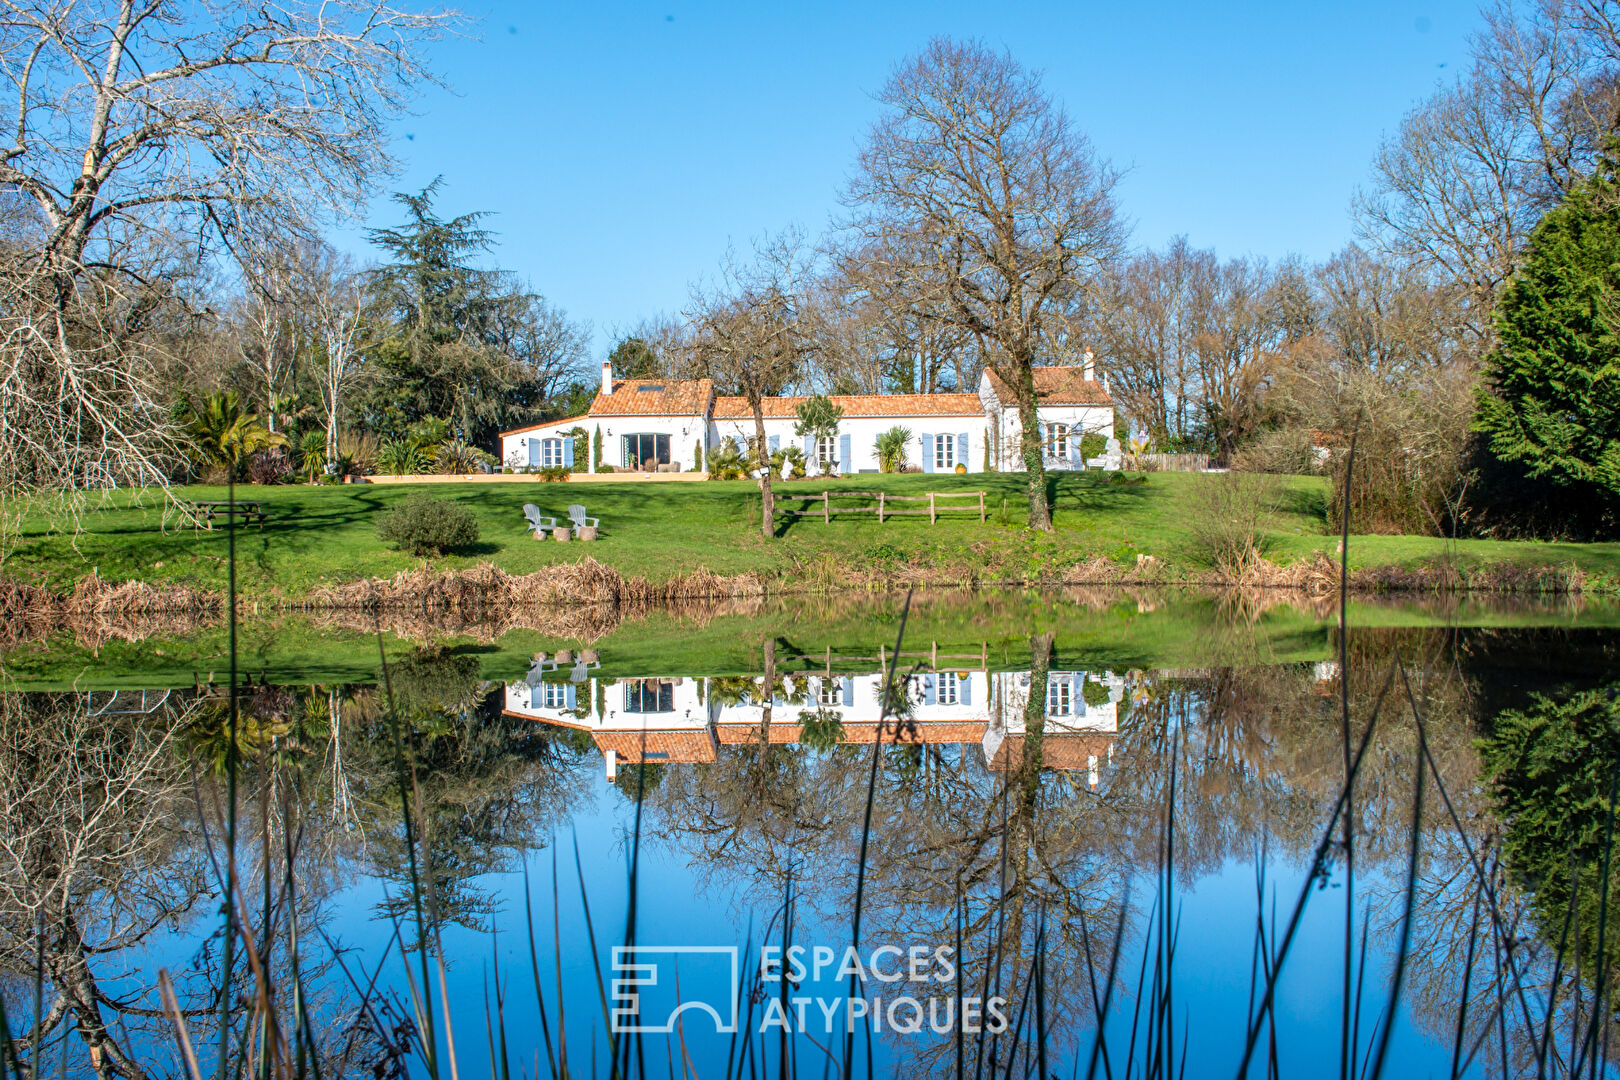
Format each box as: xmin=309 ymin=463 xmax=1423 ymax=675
xmin=1017 ymin=632 xmax=1053 ymax=815
xmin=1014 ymin=361 xmax=1052 ymax=531
xmin=753 ymin=400 xmax=775 ymax=539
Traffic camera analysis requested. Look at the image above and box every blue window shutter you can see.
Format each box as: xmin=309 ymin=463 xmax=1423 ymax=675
xmin=1070 ymin=433 xmax=1083 ymax=466
xmin=842 ymin=676 xmax=854 ymax=704
xmin=957 ymin=432 xmax=969 ymax=469
xmin=960 ymin=675 xmax=972 ymax=707
xmin=1072 ymin=673 xmax=1083 ymax=710
xmin=562 ymin=438 xmax=574 ymax=467
xmin=733 ymin=436 xmax=744 ymax=455
xmin=528 ymin=438 xmax=539 ymax=466
xmin=839 ymin=433 xmax=851 ymax=473
xmin=921 ymin=433 xmax=934 ymax=473
xmin=924 ymin=674 xmax=937 ymax=706
xmin=768 ymin=434 xmax=780 ymax=453
xmin=565 ymin=684 xmax=577 ymax=709
xmin=803 ymin=434 xmax=814 ymax=458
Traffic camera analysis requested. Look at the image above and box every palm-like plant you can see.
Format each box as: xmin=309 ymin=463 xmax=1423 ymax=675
xmin=181 ymin=392 xmax=285 ymax=470
xmin=770 ymin=444 xmax=807 ymax=479
xmin=875 ymin=425 xmax=912 ymax=473
xmin=377 ymin=438 xmax=427 ymax=475
xmin=296 ymin=430 xmax=327 ymax=482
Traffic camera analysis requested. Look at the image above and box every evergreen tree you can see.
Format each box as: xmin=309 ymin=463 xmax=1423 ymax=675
xmin=358 ymin=179 xmax=586 ymax=446
xmin=1478 ymin=150 xmax=1620 ymax=517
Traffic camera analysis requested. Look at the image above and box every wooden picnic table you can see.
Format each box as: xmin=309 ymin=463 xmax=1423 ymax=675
xmin=191 ymin=500 xmax=270 ymax=530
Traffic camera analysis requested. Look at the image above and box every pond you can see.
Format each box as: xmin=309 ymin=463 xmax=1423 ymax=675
xmin=3 ymin=588 xmax=1620 ymax=1078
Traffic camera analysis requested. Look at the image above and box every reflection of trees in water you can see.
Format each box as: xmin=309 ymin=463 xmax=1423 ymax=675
xmin=1477 ymin=680 xmax=1620 ymax=1073
xmin=0 ymin=691 xmax=210 ymax=1079
xmin=643 ymin=628 xmax=1504 ymax=1074
xmin=0 ymin=646 xmax=596 ymax=1080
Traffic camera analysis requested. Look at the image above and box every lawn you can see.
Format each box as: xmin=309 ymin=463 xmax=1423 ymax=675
xmin=7 ymin=471 xmax=1620 ymax=599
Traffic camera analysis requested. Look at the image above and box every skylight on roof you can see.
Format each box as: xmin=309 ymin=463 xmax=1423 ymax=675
xmin=639 ymin=384 xmax=664 ymax=392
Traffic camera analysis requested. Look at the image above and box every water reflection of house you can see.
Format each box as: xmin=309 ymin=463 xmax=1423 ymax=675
xmin=504 ymin=666 xmax=1124 ymax=786
xmin=982 ymin=671 xmax=1126 ymax=788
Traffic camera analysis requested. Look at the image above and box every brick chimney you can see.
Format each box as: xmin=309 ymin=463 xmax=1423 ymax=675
xmin=601 ymin=361 xmax=614 ymax=396
xmin=1082 ymin=350 xmax=1095 ymax=380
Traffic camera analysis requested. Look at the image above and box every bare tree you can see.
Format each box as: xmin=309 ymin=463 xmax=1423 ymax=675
xmin=685 ymin=231 xmax=817 ymax=539
xmin=0 ymin=0 xmax=457 ymax=497
xmin=1354 ymin=0 xmax=1620 ymax=342
xmin=843 ymin=38 xmax=1124 ymax=530
xmin=302 ymin=247 xmax=371 ymax=466
xmin=234 ymin=240 xmax=298 ymax=433
xmin=1091 ymin=238 xmax=1205 ymax=448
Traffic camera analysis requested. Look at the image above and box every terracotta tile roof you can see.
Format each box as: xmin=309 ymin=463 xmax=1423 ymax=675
xmin=711 ymin=393 xmax=984 ymax=420
xmin=985 ymin=366 xmax=1113 ymax=406
xmin=987 ymin=733 xmax=1114 ymax=772
xmin=593 ymin=728 xmax=718 ymax=764
xmin=498 ymin=414 xmax=590 ymax=438
xmin=589 ymin=379 xmax=713 ymax=417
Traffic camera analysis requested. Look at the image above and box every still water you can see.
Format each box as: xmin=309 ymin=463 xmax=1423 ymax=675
xmin=3 ymin=589 xmax=1619 ymax=1078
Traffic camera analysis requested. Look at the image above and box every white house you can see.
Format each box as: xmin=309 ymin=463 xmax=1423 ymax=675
xmin=504 ymin=666 xmax=1124 ymax=785
xmin=498 ymin=356 xmax=1118 ymax=475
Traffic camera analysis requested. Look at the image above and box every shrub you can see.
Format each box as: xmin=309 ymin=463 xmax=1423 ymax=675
xmin=707 ymin=443 xmax=749 ymax=480
xmin=597 ymin=463 xmax=615 ymax=474
xmin=771 ymin=445 xmax=807 ymax=479
xmin=592 ymin=426 xmax=604 ymax=471
xmin=692 ymin=441 xmax=703 ymax=472
xmin=798 ymin=707 xmax=846 ymax=752
xmin=247 ymin=446 xmax=291 ymax=485
xmin=376 ymin=494 xmax=480 ymax=556
xmin=336 ymin=431 xmax=378 ymax=476
xmin=1234 ymin=427 xmax=1321 ymax=476
xmin=1080 ymin=432 xmax=1107 ymax=461
xmin=1186 ymin=471 xmax=1283 ymax=577
xmin=377 ymin=439 xmax=427 ymax=476
xmin=1082 ymin=677 xmax=1110 ymax=707
xmin=434 ymin=439 xmax=495 ymax=475
xmin=539 ymin=465 xmax=570 ymax=482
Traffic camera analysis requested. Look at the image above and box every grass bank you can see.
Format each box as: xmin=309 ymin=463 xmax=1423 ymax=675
xmin=6 ymin=471 xmax=1619 ymax=601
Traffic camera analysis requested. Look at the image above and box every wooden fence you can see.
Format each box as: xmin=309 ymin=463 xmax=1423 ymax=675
xmin=776 ymin=490 xmax=986 ymax=524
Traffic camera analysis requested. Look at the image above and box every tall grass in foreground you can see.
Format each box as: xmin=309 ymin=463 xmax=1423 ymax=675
xmin=3 ymin=474 xmax=1619 ymax=1080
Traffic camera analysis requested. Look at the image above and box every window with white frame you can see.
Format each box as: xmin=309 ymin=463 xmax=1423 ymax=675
xmin=816 ymin=435 xmax=838 ymax=466
xmin=540 ymin=438 xmax=565 ymax=467
xmin=938 ymin=672 xmax=959 ymax=705
xmin=541 ymin=682 xmax=568 ymax=709
xmin=817 ymin=679 xmax=843 ymax=706
xmin=935 ymin=433 xmax=955 ymax=471
xmin=1044 ymin=423 xmax=1070 ymax=457
xmin=1047 ymin=678 xmax=1072 ymax=716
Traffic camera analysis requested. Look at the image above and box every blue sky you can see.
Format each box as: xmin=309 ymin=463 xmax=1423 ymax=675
xmin=335 ymin=0 xmax=1480 ymax=352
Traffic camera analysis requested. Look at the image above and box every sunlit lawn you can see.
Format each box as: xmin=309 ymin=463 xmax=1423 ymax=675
xmin=8 ymin=471 xmax=1620 ymax=596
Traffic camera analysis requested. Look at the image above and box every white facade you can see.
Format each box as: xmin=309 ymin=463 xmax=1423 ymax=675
xmin=504 ymin=667 xmax=1123 ymax=784
xmin=496 ymin=360 xmax=1117 ymax=475
xmin=707 ymin=415 xmax=988 ymax=475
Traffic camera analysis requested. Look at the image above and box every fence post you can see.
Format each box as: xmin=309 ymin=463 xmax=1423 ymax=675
xmin=930 ymin=492 xmax=936 ymax=524
xmin=824 ymin=490 xmax=830 ymax=524
xmin=879 ymin=491 xmax=885 ymax=524
xmin=978 ymin=491 xmax=985 ymax=522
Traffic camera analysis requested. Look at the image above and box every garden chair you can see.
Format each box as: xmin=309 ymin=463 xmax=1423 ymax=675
xmin=567 ymin=504 xmax=599 ymax=529
xmin=523 ymin=503 xmax=557 ymax=536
